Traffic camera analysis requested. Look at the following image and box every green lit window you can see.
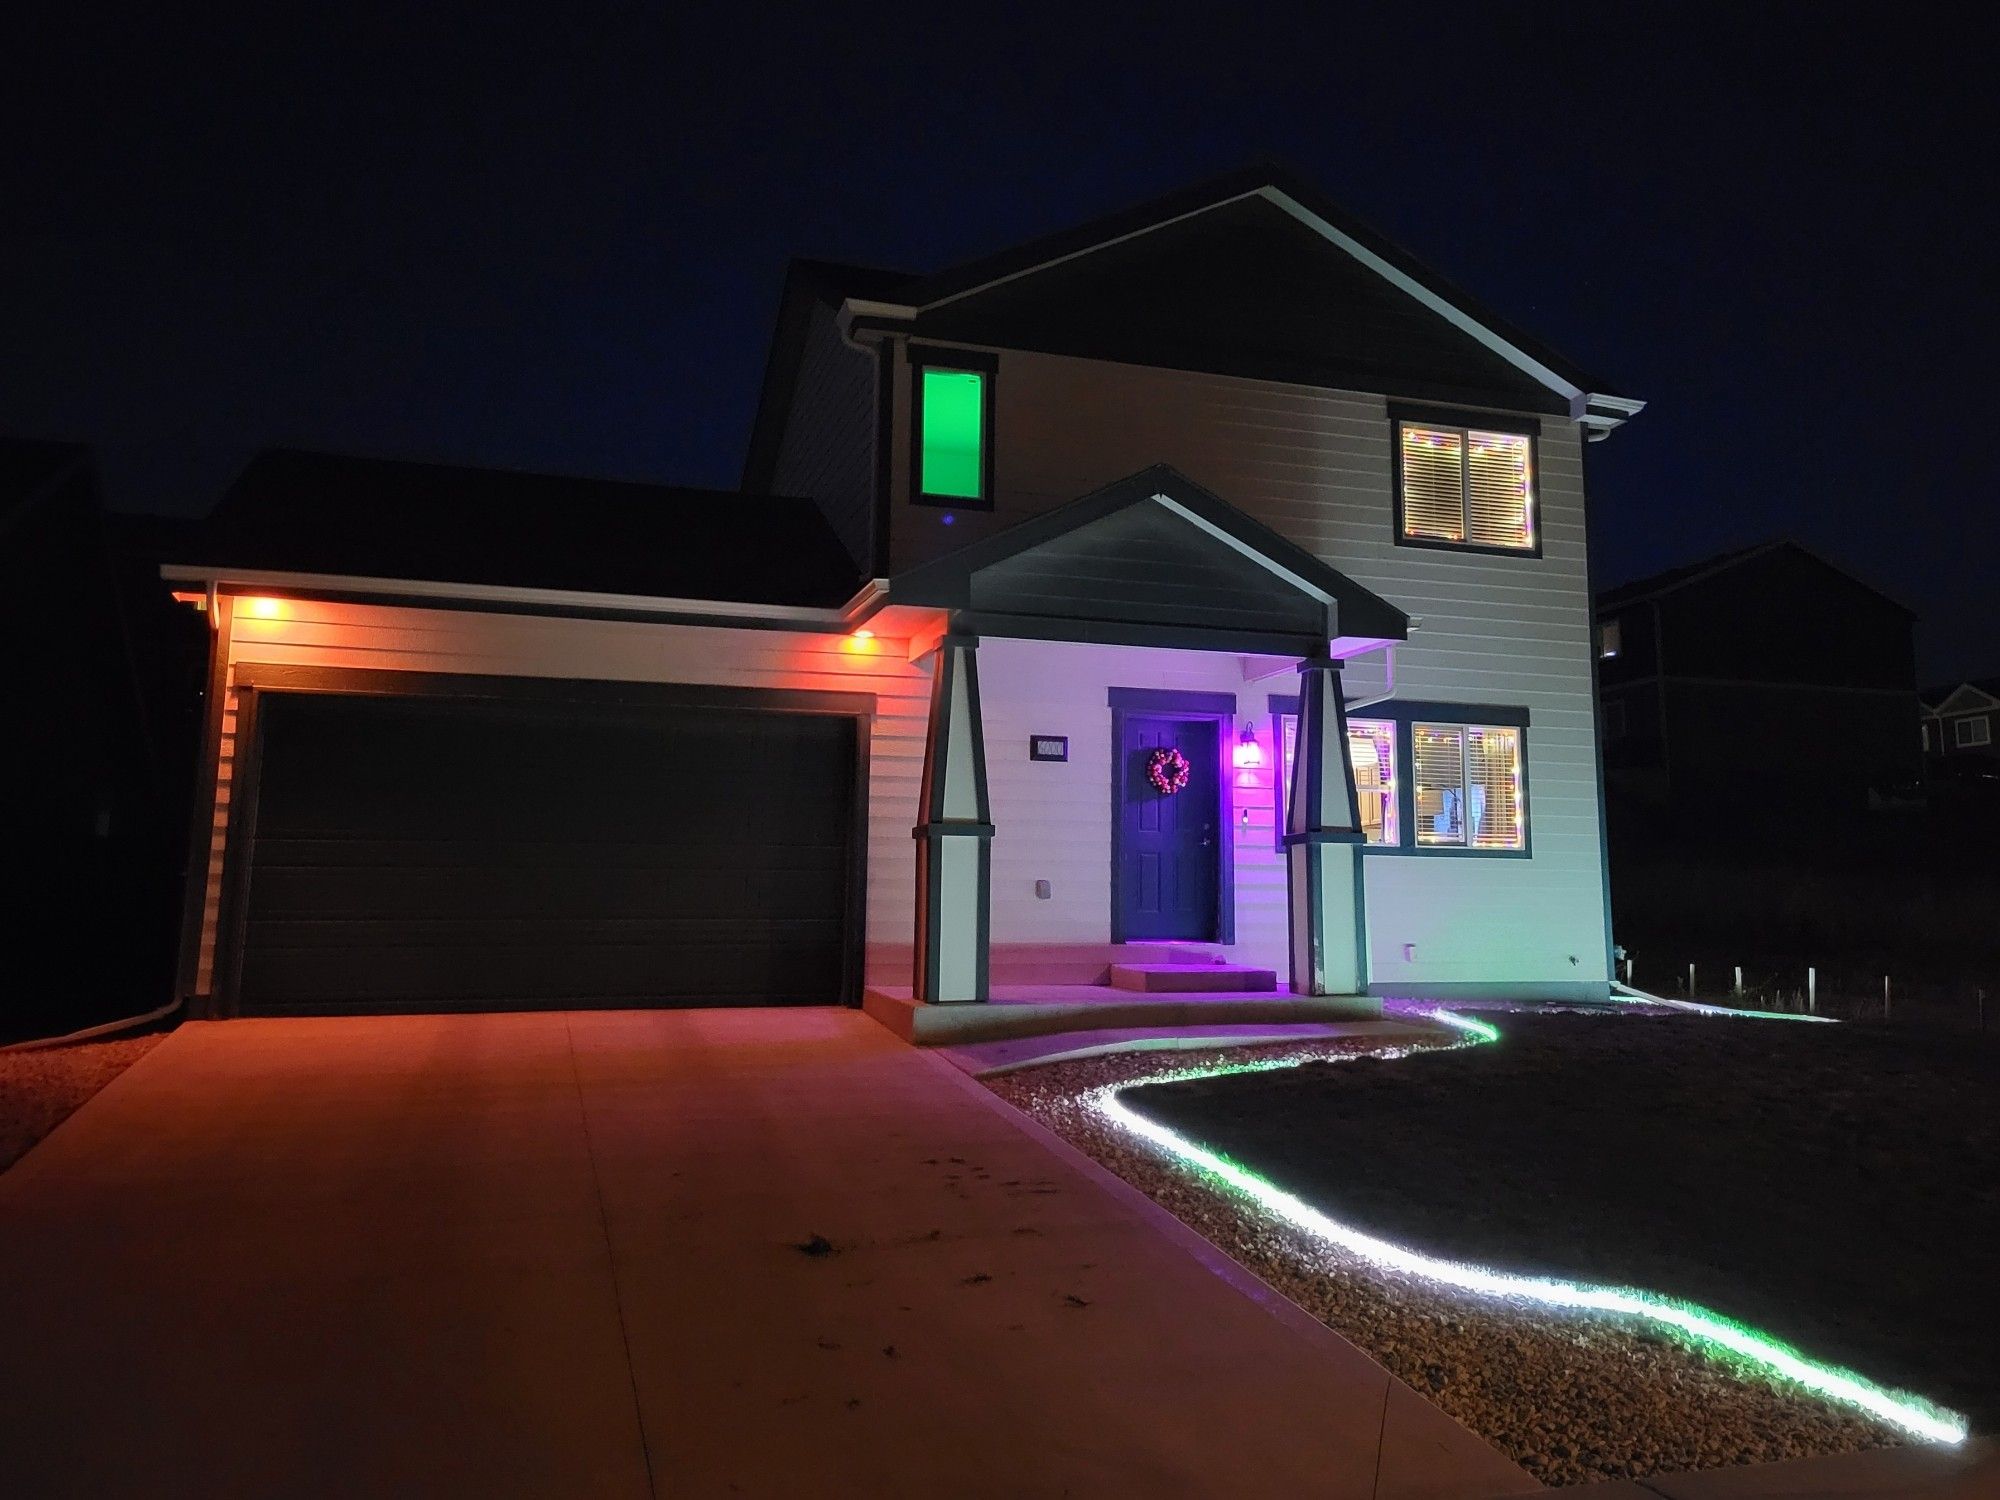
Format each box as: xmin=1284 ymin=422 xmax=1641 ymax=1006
xmin=914 ymin=360 xmax=991 ymax=506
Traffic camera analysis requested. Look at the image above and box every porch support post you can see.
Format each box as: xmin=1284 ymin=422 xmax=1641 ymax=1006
xmin=912 ymin=634 xmax=992 ymax=1003
xmin=1284 ymin=657 xmax=1369 ymax=996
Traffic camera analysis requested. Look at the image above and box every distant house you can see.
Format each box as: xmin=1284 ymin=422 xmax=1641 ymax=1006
xmin=1 ymin=440 xmax=206 ymax=1036
xmin=1595 ymin=541 xmax=1918 ymax=831
xmin=1920 ymin=681 xmax=2000 ymax=759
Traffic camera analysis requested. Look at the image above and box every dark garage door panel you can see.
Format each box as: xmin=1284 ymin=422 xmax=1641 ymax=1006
xmin=233 ymin=691 xmax=857 ymax=1013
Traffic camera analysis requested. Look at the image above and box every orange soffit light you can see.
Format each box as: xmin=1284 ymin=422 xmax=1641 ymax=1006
xmin=243 ymin=596 xmax=286 ymax=619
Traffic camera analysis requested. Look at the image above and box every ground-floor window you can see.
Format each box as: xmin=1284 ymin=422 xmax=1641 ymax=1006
xmin=1955 ymin=715 xmax=1991 ymax=748
xmin=1278 ymin=715 xmax=1399 ymax=846
xmin=1272 ymin=698 xmax=1530 ymax=855
xmin=1414 ymin=723 xmax=1525 ymax=850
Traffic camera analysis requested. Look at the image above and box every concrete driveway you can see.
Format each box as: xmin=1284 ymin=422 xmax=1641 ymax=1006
xmin=0 ymin=1009 xmax=1531 ymax=1498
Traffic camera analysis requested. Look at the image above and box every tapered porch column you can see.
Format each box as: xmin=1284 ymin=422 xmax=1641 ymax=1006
xmin=1284 ymin=657 xmax=1369 ymax=995
xmin=912 ymin=634 xmax=993 ymax=1003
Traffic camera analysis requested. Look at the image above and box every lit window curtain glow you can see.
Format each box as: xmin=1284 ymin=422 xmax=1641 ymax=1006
xmin=1465 ymin=727 xmax=1524 ymax=849
xmin=1465 ymin=430 xmax=1534 ymax=549
xmin=920 ymin=368 xmax=985 ymax=499
xmin=1399 ymin=426 xmax=1465 ymax=541
xmin=1346 ymin=719 xmax=1398 ymax=845
xmin=1413 ymin=724 xmax=1466 ymax=845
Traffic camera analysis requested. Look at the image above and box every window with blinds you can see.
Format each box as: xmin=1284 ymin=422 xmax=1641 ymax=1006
xmin=1276 ymin=714 xmax=1399 ymax=846
xmin=1413 ymin=722 xmax=1526 ymax=850
xmin=1397 ymin=420 xmax=1535 ymax=552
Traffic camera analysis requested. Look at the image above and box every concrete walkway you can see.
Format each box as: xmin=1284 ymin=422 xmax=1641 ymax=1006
xmin=0 ymin=1009 xmax=1531 ymax=1498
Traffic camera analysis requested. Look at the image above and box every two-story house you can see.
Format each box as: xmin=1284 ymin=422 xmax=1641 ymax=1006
xmin=1596 ymin=541 xmax=1920 ymax=832
xmin=162 ymin=165 xmax=1642 ymax=1021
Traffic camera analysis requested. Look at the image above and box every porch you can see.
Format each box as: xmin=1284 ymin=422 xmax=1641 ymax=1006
xmin=869 ymin=465 xmax=1410 ymax=1040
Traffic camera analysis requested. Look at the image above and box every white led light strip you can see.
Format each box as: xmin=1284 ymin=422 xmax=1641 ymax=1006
xmin=1087 ymin=1008 xmax=1968 ymax=1447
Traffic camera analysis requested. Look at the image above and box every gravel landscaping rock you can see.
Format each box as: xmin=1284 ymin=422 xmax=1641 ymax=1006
xmin=989 ymin=1031 xmax=1906 ymax=1489
xmin=0 ymin=1030 xmax=166 ymax=1174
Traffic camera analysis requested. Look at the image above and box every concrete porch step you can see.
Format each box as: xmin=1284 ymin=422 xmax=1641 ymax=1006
xmin=1109 ymin=963 xmax=1279 ymax=993
xmin=862 ymin=985 xmax=1378 ymax=1045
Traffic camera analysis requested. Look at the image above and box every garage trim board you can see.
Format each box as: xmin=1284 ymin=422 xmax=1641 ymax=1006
xmin=212 ymin=665 xmax=874 ymax=1017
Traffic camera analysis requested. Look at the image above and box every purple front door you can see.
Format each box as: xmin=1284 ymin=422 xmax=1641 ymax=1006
xmin=1117 ymin=716 xmax=1219 ymax=941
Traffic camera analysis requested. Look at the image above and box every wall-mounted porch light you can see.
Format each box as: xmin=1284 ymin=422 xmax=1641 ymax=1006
xmin=1233 ymin=724 xmax=1264 ymax=770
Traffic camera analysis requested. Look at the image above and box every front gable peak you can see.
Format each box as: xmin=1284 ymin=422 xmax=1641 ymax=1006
xmin=844 ymin=165 xmax=1641 ymax=438
xmin=888 ymin=464 xmax=1408 ymax=656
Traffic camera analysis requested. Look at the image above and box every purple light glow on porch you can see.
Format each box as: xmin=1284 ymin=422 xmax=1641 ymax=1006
xmin=1233 ymin=724 xmax=1264 ymax=770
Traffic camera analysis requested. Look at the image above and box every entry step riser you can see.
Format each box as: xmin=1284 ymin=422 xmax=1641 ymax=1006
xmin=1108 ymin=963 xmax=1279 ymax=994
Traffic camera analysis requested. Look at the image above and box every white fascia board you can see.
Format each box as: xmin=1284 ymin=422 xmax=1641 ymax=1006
xmin=1151 ymin=494 xmax=1333 ymax=603
xmin=1936 ymin=684 xmax=2000 ymax=714
xmin=880 ymin=184 xmax=1643 ymax=437
xmin=1262 ymin=190 xmax=1588 ymax=405
xmin=159 ymin=563 xmax=886 ymax=631
xmin=913 ymin=192 xmax=1268 ymax=316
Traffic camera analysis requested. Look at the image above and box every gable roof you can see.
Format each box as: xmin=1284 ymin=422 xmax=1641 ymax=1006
xmin=889 ymin=463 xmax=1408 ymax=653
xmin=174 ymin=449 xmax=863 ymax=609
xmin=1597 ymin=540 xmax=1916 ymax=618
xmin=754 ymin=163 xmax=1639 ymax=449
xmin=1922 ymin=680 xmax=2000 ymax=714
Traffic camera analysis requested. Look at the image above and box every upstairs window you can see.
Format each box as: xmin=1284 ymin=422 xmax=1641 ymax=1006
xmin=1413 ymin=723 xmax=1525 ymax=850
xmin=912 ymin=350 xmax=996 ymax=507
xmin=1395 ymin=414 xmax=1537 ymax=554
xmin=1599 ymin=619 xmax=1622 ymax=659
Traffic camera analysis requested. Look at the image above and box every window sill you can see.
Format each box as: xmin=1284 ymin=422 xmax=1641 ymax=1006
xmin=1393 ymin=532 xmax=1542 ymax=560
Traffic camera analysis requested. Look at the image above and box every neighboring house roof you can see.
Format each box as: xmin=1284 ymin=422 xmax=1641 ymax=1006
xmin=176 ymin=449 xmax=863 ymax=608
xmin=1596 ymin=539 xmax=1917 ymax=618
xmin=744 ymin=162 xmax=1643 ymax=487
xmin=1921 ymin=680 xmax=2000 ymax=715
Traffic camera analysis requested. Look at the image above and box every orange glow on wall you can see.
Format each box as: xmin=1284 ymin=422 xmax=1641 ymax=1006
xmin=841 ymin=627 xmax=878 ymax=654
xmin=242 ymin=596 xmax=286 ymax=620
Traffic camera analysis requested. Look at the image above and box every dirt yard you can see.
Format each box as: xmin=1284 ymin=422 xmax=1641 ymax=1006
xmin=1127 ymin=1014 xmax=1997 ymax=1432
xmin=0 ymin=1030 xmax=167 ymax=1173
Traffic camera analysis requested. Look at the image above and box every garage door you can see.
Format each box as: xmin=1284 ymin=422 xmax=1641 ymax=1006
xmin=228 ymin=688 xmax=859 ymax=1013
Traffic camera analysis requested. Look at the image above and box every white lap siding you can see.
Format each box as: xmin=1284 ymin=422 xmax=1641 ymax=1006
xmin=193 ymin=602 xmax=930 ymax=997
xmin=890 ymin=347 xmax=1610 ymax=993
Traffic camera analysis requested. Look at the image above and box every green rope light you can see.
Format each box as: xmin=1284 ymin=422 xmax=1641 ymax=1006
xmin=1089 ymin=1008 xmax=1967 ymax=1447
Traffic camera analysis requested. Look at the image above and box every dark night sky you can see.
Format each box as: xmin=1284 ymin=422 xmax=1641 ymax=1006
xmin=6 ymin=5 xmax=1995 ymax=679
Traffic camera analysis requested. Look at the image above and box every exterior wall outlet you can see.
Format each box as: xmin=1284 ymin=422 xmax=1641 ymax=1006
xmin=1034 ymin=879 xmax=1052 ymax=900
xmin=1402 ymin=942 xmax=1417 ymax=962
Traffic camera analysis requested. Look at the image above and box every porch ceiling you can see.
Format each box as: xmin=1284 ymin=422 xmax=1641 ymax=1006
xmin=886 ymin=465 xmax=1408 ymax=656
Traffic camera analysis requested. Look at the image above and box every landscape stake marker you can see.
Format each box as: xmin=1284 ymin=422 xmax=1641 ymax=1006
xmin=1088 ymin=1008 xmax=1967 ymax=1447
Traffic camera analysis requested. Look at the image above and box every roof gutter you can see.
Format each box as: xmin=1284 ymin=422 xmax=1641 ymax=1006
xmin=160 ymin=563 xmax=891 ymax=633
xmin=1578 ymin=392 xmax=1648 ymax=442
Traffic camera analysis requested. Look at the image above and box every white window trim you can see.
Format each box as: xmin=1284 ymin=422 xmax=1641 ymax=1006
xmin=1955 ymin=716 xmax=1992 ymax=748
